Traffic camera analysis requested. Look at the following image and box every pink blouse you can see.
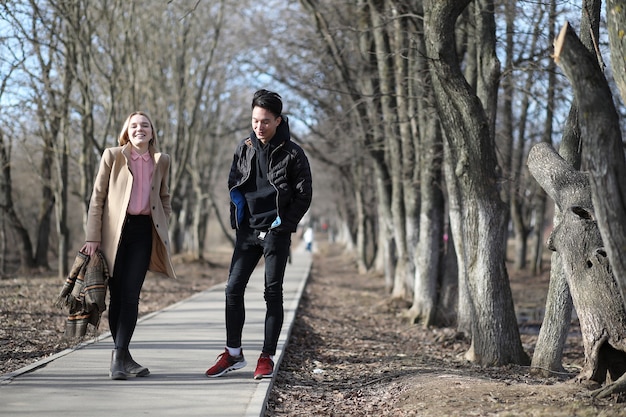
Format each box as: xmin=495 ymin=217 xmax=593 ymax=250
xmin=127 ymin=149 xmax=154 ymax=215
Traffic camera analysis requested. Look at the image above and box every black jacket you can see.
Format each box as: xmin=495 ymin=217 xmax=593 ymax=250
xmin=228 ymin=119 xmax=312 ymax=233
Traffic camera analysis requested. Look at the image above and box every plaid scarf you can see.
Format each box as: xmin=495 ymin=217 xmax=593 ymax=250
xmin=55 ymin=251 xmax=110 ymax=339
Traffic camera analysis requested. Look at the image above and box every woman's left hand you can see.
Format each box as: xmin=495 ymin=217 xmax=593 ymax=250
xmin=81 ymin=241 xmax=101 ymax=257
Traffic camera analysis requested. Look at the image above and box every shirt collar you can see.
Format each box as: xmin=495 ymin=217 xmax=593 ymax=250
xmin=131 ymin=149 xmax=151 ymax=161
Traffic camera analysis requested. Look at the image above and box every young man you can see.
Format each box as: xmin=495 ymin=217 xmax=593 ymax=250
xmin=206 ymin=89 xmax=313 ymax=379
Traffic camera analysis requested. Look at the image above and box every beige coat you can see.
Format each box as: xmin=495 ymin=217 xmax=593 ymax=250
xmin=85 ymin=144 xmax=176 ymax=279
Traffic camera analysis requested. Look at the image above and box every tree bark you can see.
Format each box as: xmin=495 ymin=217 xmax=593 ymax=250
xmin=607 ymin=0 xmax=626 ymax=104
xmin=528 ymin=142 xmax=626 ymax=397
xmin=368 ymin=0 xmax=410 ymax=299
xmin=408 ymin=111 xmax=444 ymax=326
xmin=299 ymin=0 xmax=396 ymax=285
xmin=424 ymin=0 xmax=528 ymax=365
xmin=554 ymin=21 xmax=626 ymax=320
xmin=395 ymin=3 xmax=419 ymax=294
xmin=408 ymin=14 xmax=445 ymax=324
xmin=444 ymin=140 xmax=470 ymax=335
xmin=531 ymin=251 xmax=572 ymax=375
xmin=0 ymin=131 xmax=37 ymax=272
xmin=532 ymin=0 xmax=599 ymax=376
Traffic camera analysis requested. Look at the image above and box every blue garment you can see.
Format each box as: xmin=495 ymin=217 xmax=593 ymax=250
xmin=230 ymin=189 xmax=246 ymax=226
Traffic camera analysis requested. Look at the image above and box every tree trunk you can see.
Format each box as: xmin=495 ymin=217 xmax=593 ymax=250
xmin=444 ymin=142 xmax=470 ymax=336
xmin=436 ymin=225 xmax=458 ymax=327
xmin=354 ymin=163 xmax=369 ymax=274
xmin=528 ymin=0 xmax=557 ymax=276
xmin=208 ymin=191 xmax=234 ymax=248
xmin=407 ymin=3 xmax=447 ymax=326
xmin=0 ymin=131 xmax=37 ymax=272
xmin=35 ymin=148 xmax=54 ymax=269
xmin=367 ymin=106 xmax=394 ymax=288
xmin=368 ymin=0 xmax=410 ymax=299
xmin=31 ymin=0 xmax=74 ymax=273
xmin=408 ymin=114 xmax=444 ymax=326
xmin=424 ymin=0 xmax=528 ymax=366
xmin=554 ymin=20 xmax=626 ymax=324
xmin=375 ymin=170 xmax=395 ymax=292
xmin=531 ymin=251 xmax=572 ymax=375
xmin=54 ymin=3 xmax=78 ymax=277
xmin=532 ymin=0 xmax=597 ymax=376
xmin=395 ymin=3 xmax=419 ymax=294
xmin=528 ymin=142 xmax=626 ymax=397
xmin=607 ymin=0 xmax=626 ymax=104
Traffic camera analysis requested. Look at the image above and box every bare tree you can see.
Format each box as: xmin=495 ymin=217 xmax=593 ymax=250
xmin=0 ymin=128 xmax=36 ymax=272
xmin=0 ymin=21 xmax=37 ymax=274
xmin=500 ymin=3 xmax=548 ymax=273
xmin=601 ymin=0 xmax=626 ymax=304
xmin=424 ymin=0 xmax=528 ymax=365
xmin=80 ymin=0 xmax=249 ymax=258
xmin=368 ymin=0 xmax=412 ymax=299
xmin=1 ymin=0 xmax=78 ymax=275
xmin=532 ymin=0 xmax=601 ymax=376
xmin=298 ymin=0 xmax=397 ymax=283
xmin=529 ymin=2 xmax=626 ymax=392
xmin=607 ymin=0 xmax=626 ymax=104
xmin=407 ymin=2 xmax=447 ymax=326
xmin=528 ymin=142 xmax=626 ymax=398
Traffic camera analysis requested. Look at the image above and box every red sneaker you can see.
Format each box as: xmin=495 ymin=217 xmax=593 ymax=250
xmin=205 ymin=348 xmax=246 ymax=378
xmin=253 ymin=353 xmax=274 ymax=380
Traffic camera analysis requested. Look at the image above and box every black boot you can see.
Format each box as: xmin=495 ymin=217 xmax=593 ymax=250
xmin=110 ymin=349 xmax=128 ymax=380
xmin=124 ymin=350 xmax=150 ymax=377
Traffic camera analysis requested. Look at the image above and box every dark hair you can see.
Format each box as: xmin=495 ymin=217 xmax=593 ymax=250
xmin=251 ymin=89 xmax=283 ymax=117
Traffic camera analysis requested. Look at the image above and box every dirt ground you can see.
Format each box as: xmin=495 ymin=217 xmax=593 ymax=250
xmin=1 ymin=241 xmax=625 ymax=416
xmin=265 ymin=244 xmax=626 ymax=417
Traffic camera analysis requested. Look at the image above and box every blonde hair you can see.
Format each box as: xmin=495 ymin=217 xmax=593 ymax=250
xmin=118 ymin=111 xmax=157 ymax=148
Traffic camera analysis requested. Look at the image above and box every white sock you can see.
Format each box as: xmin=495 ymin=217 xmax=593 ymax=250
xmin=227 ymin=346 xmax=242 ymax=356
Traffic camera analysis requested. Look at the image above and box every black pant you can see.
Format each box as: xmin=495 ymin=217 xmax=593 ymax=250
xmin=109 ymin=215 xmax=152 ymax=350
xmin=225 ymin=228 xmax=292 ymax=355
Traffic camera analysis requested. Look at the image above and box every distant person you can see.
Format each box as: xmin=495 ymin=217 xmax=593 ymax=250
xmin=81 ymin=111 xmax=176 ymax=380
xmin=205 ymin=89 xmax=312 ymax=380
xmin=303 ymin=225 xmax=314 ymax=252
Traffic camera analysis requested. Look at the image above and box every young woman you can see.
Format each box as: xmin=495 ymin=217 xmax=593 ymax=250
xmin=81 ymin=111 xmax=176 ymax=380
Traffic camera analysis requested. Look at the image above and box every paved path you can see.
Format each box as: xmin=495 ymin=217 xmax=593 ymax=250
xmin=0 ymin=246 xmax=312 ymax=417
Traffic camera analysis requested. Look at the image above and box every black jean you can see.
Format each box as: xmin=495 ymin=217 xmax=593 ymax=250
xmin=225 ymin=228 xmax=292 ymax=355
xmin=109 ymin=215 xmax=152 ymax=350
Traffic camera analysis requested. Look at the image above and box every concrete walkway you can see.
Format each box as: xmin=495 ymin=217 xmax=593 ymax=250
xmin=0 ymin=246 xmax=312 ymax=417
